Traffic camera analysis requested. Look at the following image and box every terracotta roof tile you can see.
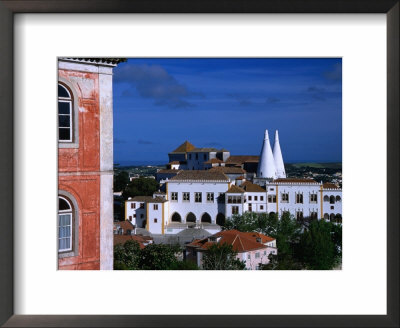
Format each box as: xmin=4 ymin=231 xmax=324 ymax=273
xmin=169 ymin=170 xmax=229 ymax=182
xmin=129 ymin=196 xmax=167 ymax=203
xmin=204 ymin=158 xmax=224 ymax=164
xmin=114 ymin=220 xmax=135 ymax=232
xmin=241 ymin=181 xmax=266 ymax=192
xmin=170 ymin=141 xmax=196 ymax=153
xmin=323 ymin=183 xmax=340 ymax=189
xmin=226 ymin=185 xmax=245 ymax=193
xmin=113 ymin=235 xmax=146 ymax=249
xmin=225 ymin=155 xmax=259 ymax=165
xmin=187 ymin=230 xmax=275 ymax=253
xmin=209 ymin=166 xmax=246 ymax=174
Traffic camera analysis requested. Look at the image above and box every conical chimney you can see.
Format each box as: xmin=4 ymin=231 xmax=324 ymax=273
xmin=273 ymin=130 xmax=286 ymax=178
xmin=256 ymin=130 xmax=277 ymax=179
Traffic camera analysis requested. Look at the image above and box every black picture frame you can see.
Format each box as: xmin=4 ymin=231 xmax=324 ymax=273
xmin=0 ymin=1 xmax=398 ymax=327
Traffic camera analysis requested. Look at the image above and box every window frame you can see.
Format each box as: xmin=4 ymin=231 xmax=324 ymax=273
xmin=58 ymin=191 xmax=79 ymax=259
xmin=58 ymin=79 xmax=79 ymax=148
xmin=58 ymin=197 xmax=73 ymax=252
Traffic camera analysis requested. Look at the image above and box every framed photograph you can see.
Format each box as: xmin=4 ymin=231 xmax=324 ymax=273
xmin=0 ymin=1 xmax=398 ymax=327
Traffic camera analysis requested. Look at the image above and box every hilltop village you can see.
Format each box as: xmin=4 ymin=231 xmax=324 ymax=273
xmin=113 ymin=130 xmax=342 ymax=270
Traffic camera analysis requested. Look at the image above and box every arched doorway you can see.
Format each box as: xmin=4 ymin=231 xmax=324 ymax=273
xmin=216 ymin=213 xmax=225 ymax=226
xmin=330 ymin=213 xmax=335 ymax=221
xmin=186 ymin=212 xmax=196 ymax=223
xmin=171 ymin=212 xmax=182 ymax=222
xmin=324 ymin=213 xmax=329 ymax=220
xmin=201 ymin=213 xmax=212 ymax=224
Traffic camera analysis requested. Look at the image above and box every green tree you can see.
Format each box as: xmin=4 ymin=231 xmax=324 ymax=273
xmin=202 ymin=243 xmax=246 ymax=270
xmin=113 ymin=170 xmax=129 ymax=192
xmin=113 ymin=240 xmax=141 ymax=270
xmin=296 ymin=219 xmax=339 ymax=269
xmin=139 ymin=244 xmax=181 ymax=270
xmin=122 ymin=177 xmax=158 ymax=200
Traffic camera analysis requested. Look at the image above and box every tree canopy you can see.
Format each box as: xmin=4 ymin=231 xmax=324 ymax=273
xmin=202 ymin=243 xmax=246 ymax=270
xmin=114 ymin=241 xmax=197 ymax=270
xmin=223 ymin=212 xmax=342 ymax=270
xmin=122 ymin=177 xmax=158 ymax=200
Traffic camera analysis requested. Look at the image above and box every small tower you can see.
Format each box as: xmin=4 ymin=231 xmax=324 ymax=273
xmin=256 ymin=130 xmax=277 ymax=179
xmin=273 ymin=130 xmax=286 ymax=178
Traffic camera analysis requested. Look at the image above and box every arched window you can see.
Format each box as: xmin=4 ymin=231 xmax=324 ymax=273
xmin=336 ymin=195 xmax=341 ymax=202
xmin=216 ymin=213 xmax=225 ymax=226
xmin=201 ymin=213 xmax=212 ymax=223
xmin=58 ymin=196 xmax=73 ymax=252
xmin=58 ymin=84 xmax=73 ymax=142
xmin=186 ymin=212 xmax=196 ymax=223
xmin=335 ymin=213 xmax=342 ymax=223
xmin=323 ymin=195 xmax=329 ymax=202
xmin=329 ymin=196 xmax=335 ymax=204
xmin=324 ymin=213 xmax=329 ymax=220
xmin=330 ymin=213 xmax=335 ymax=221
xmin=171 ymin=212 xmax=182 ymax=222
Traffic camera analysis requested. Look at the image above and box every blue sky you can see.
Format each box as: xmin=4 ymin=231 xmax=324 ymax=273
xmin=113 ymin=58 xmax=342 ymax=164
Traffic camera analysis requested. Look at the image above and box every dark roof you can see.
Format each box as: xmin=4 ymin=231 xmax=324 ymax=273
xmin=129 ymin=196 xmax=167 ymax=203
xmin=241 ymin=181 xmax=266 ymax=192
xmin=225 ymin=155 xmax=259 ymax=165
xmin=189 ymin=147 xmax=220 ymax=152
xmin=169 ymin=170 xmax=229 ymax=182
xmin=209 ymin=166 xmax=246 ymax=174
xmin=170 ymin=141 xmax=195 ymax=153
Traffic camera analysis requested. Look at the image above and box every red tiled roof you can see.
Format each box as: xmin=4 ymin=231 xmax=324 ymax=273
xmin=241 ymin=181 xmax=266 ymax=192
xmin=209 ymin=166 xmax=246 ymax=174
xmin=323 ymin=183 xmax=340 ymax=189
xmin=225 ymin=155 xmax=259 ymax=165
xmin=113 ymin=235 xmax=147 ymax=249
xmin=114 ymin=220 xmax=135 ymax=232
xmin=170 ymin=141 xmax=195 ymax=153
xmin=204 ymin=158 xmax=224 ymax=164
xmin=187 ymin=230 xmax=275 ymax=253
xmin=226 ymin=185 xmax=245 ymax=193
xmin=169 ymin=170 xmax=229 ymax=182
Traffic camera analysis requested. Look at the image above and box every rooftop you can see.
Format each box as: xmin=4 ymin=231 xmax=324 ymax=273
xmin=170 ymin=141 xmax=195 ymax=153
xmin=169 ymin=170 xmax=229 ymax=182
xmin=187 ymin=229 xmax=275 ymax=253
xmin=129 ymin=196 xmax=168 ymax=203
xmin=225 ymin=155 xmax=259 ymax=165
xmin=226 ymin=185 xmax=245 ymax=194
xmin=323 ymin=182 xmax=340 ymax=189
xmin=241 ymin=181 xmax=266 ymax=192
xmin=209 ymin=166 xmax=246 ymax=174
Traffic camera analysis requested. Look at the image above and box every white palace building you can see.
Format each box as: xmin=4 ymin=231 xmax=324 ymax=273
xmin=125 ymin=130 xmax=342 ymax=235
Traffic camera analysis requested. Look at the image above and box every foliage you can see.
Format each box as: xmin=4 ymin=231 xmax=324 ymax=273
xmin=139 ymin=244 xmax=181 ymax=270
xmin=169 ymin=260 xmax=199 ymax=270
xmin=296 ymin=220 xmax=341 ymax=269
xmin=122 ymin=177 xmax=158 ymax=200
xmin=114 ymin=240 xmax=141 ymax=270
xmin=222 ymin=212 xmax=277 ymax=235
xmin=113 ymin=170 xmax=130 ymax=193
xmin=202 ymin=243 xmax=246 ymax=270
xmin=114 ymin=242 xmax=191 ymax=270
xmin=224 ymin=212 xmax=342 ymax=270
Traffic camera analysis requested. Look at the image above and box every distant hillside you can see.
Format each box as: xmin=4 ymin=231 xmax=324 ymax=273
xmin=286 ymin=162 xmax=342 ymax=170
